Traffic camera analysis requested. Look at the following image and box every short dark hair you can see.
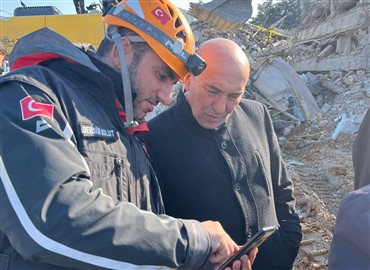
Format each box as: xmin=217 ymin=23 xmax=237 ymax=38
xmin=95 ymin=26 xmax=151 ymax=58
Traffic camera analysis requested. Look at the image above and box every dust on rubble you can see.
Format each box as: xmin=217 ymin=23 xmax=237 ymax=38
xmin=284 ymin=130 xmax=356 ymax=270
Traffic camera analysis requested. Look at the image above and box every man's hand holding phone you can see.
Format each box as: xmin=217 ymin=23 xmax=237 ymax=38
xmin=219 ymin=248 xmax=258 ymax=270
xmin=217 ymin=226 xmax=278 ymax=270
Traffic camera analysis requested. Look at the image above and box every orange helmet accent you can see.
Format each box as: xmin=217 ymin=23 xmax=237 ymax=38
xmin=103 ymin=0 xmax=206 ymax=80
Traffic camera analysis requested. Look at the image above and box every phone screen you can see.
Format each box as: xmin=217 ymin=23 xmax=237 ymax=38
xmin=218 ymin=226 xmax=278 ymax=270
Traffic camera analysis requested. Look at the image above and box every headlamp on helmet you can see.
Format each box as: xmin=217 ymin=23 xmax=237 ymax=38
xmin=103 ymin=0 xmax=207 ymax=80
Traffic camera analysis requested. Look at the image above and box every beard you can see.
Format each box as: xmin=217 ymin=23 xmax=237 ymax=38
xmin=128 ymin=55 xmax=142 ymax=120
xmin=128 ymin=48 xmax=159 ymax=121
xmin=129 ymin=65 xmax=157 ymax=121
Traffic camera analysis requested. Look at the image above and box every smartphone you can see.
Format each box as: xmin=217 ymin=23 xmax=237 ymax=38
xmin=218 ymin=226 xmax=278 ymax=270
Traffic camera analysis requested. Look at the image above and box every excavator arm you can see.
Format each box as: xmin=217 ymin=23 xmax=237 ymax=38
xmin=188 ymin=0 xmax=253 ymax=30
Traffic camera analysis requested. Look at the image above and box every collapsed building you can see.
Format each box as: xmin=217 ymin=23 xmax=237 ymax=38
xmin=293 ymin=0 xmax=369 ymax=72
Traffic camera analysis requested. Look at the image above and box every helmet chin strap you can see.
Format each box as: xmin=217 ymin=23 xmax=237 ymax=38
xmin=106 ymin=26 xmax=138 ymax=128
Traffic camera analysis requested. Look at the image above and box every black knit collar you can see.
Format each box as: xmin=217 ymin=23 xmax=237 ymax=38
xmin=176 ymin=90 xmax=222 ymax=135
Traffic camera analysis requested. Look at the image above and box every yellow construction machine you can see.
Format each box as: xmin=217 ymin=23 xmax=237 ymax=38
xmin=0 ymin=3 xmax=106 ymax=56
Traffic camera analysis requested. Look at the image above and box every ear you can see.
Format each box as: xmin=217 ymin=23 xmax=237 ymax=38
xmin=184 ymin=73 xmax=193 ymax=91
xmin=111 ymin=38 xmax=134 ymax=70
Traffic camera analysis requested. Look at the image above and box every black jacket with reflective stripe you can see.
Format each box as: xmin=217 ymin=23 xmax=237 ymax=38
xmin=0 ymin=28 xmax=210 ymax=270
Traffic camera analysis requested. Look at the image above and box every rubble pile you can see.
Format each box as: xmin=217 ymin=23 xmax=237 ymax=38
xmin=292 ymin=0 xmax=369 ymax=72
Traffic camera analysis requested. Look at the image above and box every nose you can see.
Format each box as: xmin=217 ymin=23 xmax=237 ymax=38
xmin=212 ymin=96 xmax=227 ymax=115
xmin=157 ymin=83 xmax=174 ymax=106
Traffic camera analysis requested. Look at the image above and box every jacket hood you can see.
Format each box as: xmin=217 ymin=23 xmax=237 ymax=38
xmin=10 ymin=27 xmax=99 ymax=72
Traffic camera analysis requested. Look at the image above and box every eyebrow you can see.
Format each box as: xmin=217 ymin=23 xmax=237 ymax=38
xmin=205 ymin=84 xmax=223 ymax=92
xmin=164 ymin=66 xmax=176 ymax=80
xmin=206 ymin=84 xmax=244 ymax=95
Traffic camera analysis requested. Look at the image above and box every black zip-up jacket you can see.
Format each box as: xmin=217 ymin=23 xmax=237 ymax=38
xmin=0 ymin=27 xmax=211 ymax=270
xmin=142 ymin=91 xmax=302 ymax=269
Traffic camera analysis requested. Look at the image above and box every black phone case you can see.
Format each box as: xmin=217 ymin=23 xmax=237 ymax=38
xmin=218 ymin=226 xmax=278 ymax=270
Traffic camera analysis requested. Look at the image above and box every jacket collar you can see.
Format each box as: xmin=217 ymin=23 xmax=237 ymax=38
xmin=177 ymin=90 xmax=214 ymax=135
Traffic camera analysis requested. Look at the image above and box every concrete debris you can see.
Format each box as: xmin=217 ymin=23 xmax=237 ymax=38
xmin=251 ymin=58 xmax=319 ymax=123
xmin=319 ymin=75 xmax=346 ymax=93
xmin=331 ymin=113 xmax=347 ymax=140
xmin=292 ymin=0 xmax=370 ymax=72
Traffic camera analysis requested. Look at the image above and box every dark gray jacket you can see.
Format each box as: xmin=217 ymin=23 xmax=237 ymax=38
xmin=142 ymin=92 xmax=302 ymax=269
xmin=353 ymin=108 xmax=370 ymax=190
xmin=328 ymin=184 xmax=370 ymax=270
xmin=0 ymin=28 xmax=211 ymax=270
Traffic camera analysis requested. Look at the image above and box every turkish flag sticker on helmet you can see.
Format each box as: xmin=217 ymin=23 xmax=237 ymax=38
xmin=20 ymin=96 xmax=54 ymax=121
xmin=151 ymin=7 xmax=171 ymax=25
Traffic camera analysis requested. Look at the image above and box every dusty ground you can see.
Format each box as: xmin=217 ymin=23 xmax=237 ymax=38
xmin=285 ymin=127 xmax=355 ymax=269
xmin=280 ymin=80 xmax=369 ymax=269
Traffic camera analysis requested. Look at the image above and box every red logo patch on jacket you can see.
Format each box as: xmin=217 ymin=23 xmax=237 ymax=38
xmin=151 ymin=7 xmax=171 ymax=24
xmin=20 ymin=96 xmax=54 ymax=121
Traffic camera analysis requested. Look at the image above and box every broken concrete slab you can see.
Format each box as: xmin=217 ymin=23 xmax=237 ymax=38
xmin=296 ymin=6 xmax=368 ymax=42
xmin=251 ymin=58 xmax=319 ymax=122
xmin=292 ymin=47 xmax=369 ymax=72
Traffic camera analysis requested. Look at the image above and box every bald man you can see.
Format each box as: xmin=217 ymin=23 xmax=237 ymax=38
xmin=141 ymin=38 xmax=302 ymax=269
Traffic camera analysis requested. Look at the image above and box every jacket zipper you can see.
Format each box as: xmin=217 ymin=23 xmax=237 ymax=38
xmin=115 ymin=158 xmax=124 ymax=201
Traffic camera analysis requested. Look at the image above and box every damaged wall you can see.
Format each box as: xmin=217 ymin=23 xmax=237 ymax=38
xmin=291 ymin=0 xmax=369 ymax=72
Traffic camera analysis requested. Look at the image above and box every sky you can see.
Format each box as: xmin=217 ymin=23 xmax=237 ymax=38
xmin=0 ymin=0 xmax=262 ymax=17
